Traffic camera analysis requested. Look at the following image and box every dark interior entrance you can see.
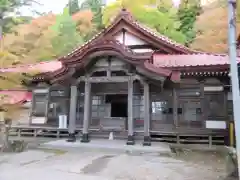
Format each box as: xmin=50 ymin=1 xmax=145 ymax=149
xmin=105 ymin=94 xmax=128 ymax=117
xmin=111 ymin=102 xmax=127 ymax=117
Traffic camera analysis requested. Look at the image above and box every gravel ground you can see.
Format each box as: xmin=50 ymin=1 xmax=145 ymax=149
xmin=0 ymin=144 xmax=229 ymax=180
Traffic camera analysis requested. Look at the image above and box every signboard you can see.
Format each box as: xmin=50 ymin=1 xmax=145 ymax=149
xmin=50 ymin=90 xmax=68 ymax=97
xmin=31 ymin=117 xmax=47 ymax=124
xmin=58 ymin=115 xmax=67 ymax=129
xmin=204 ymin=86 xmax=223 ymax=92
xmin=228 ymin=92 xmax=232 ymax=100
xmin=0 ymin=112 xmax=4 ymax=122
xmin=178 ymin=90 xmax=200 ymax=97
xmin=206 ymin=120 xmax=226 ymax=129
xmin=33 ymin=89 xmax=49 ymax=93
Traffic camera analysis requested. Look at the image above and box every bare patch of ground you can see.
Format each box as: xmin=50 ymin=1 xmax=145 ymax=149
xmin=81 ymin=155 xmax=115 ymax=174
xmin=174 ymin=150 xmax=226 ymax=179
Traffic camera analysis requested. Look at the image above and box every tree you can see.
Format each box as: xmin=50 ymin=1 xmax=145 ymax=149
xmin=0 ymin=10 xmax=94 ymax=65
xmin=68 ymin=0 xmax=80 ymax=15
xmin=2 ymin=13 xmax=57 ymax=64
xmin=177 ymin=0 xmax=202 ymax=45
xmin=50 ymin=8 xmax=84 ymax=57
xmin=102 ymin=0 xmax=187 ymax=44
xmin=190 ymin=0 xmax=240 ymax=53
xmin=0 ymin=0 xmax=38 ymax=37
xmin=72 ymin=10 xmax=95 ymax=41
xmin=80 ymin=0 xmax=104 ymax=32
xmin=0 ymin=71 xmax=35 ymax=152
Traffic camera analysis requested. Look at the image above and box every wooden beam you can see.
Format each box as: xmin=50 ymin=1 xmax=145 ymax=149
xmin=78 ymin=76 xmax=140 ymax=83
xmin=89 ymin=65 xmax=130 ymax=75
xmin=107 ymin=57 xmax=111 ymax=77
xmin=127 ymin=44 xmax=157 ymax=50
xmin=136 ymin=67 xmax=166 ymax=82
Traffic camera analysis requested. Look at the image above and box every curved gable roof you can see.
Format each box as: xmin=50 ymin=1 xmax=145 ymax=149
xmin=59 ymin=8 xmax=194 ymax=62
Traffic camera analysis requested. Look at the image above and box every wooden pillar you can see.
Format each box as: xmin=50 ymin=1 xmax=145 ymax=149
xmin=173 ymin=88 xmax=178 ymax=127
xmin=143 ymin=81 xmax=151 ymax=146
xmin=199 ymin=80 xmax=205 ymax=128
xmin=223 ymin=89 xmax=228 ymax=120
xmin=67 ymin=85 xmax=78 ymax=142
xmin=127 ymin=76 xmax=134 ymax=145
xmin=81 ymin=80 xmax=91 ymax=143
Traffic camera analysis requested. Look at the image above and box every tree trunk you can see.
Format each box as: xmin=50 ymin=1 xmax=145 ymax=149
xmin=2 ymin=124 xmax=10 ymax=150
xmin=0 ymin=19 xmax=2 ymax=39
xmin=0 ymin=16 xmax=3 ymax=53
xmin=1 ymin=118 xmax=12 ymax=152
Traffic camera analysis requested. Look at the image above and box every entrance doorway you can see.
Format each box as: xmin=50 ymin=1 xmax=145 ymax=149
xmin=178 ymin=99 xmax=202 ymax=128
xmin=111 ymin=102 xmax=127 ymax=117
xmin=105 ymin=94 xmax=128 ymax=118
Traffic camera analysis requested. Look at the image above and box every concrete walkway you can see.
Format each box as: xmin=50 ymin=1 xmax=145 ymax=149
xmin=41 ymin=139 xmax=171 ymax=155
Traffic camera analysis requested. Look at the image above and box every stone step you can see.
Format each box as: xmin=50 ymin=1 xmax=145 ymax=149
xmin=89 ymin=131 xmax=144 ymax=140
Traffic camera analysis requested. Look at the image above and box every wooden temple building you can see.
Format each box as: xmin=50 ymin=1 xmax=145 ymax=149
xmin=2 ymin=9 xmax=239 ymax=145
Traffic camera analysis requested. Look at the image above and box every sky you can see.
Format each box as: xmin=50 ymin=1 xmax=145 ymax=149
xmin=21 ymin=0 xmax=216 ymax=16
xmin=20 ymin=0 xmax=181 ymax=16
xmin=20 ymin=0 xmax=68 ymax=16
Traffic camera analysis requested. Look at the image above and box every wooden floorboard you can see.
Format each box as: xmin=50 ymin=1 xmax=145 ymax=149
xmin=11 ymin=124 xmax=227 ymax=135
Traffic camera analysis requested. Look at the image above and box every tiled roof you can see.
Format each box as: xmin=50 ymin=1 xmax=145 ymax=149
xmin=0 ymin=61 xmax=62 ymax=73
xmin=153 ymin=53 xmax=239 ymax=68
xmin=128 ymin=15 xmax=194 ymax=53
xmin=0 ymin=90 xmax=32 ymax=105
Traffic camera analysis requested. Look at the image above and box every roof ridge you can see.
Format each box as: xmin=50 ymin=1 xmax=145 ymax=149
xmin=132 ymin=21 xmax=195 ymax=53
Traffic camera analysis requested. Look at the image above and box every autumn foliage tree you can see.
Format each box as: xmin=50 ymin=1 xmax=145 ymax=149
xmin=0 ymin=71 xmax=36 ymax=152
xmin=0 ymin=9 xmax=94 ymax=65
xmin=1 ymin=13 xmax=57 ymax=64
xmin=191 ymin=0 xmax=240 ymax=53
xmin=80 ymin=0 xmax=104 ymax=40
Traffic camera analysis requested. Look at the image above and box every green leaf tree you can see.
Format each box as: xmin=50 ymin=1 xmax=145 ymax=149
xmin=68 ymin=0 xmax=80 ymax=15
xmin=51 ymin=7 xmax=84 ymax=57
xmin=177 ymin=0 xmax=202 ymax=45
xmin=102 ymin=0 xmax=186 ymax=44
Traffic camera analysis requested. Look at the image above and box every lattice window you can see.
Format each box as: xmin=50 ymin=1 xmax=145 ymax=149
xmin=178 ymin=100 xmax=201 ymax=122
xmin=32 ymin=93 xmax=48 ymax=116
xmin=92 ymin=95 xmax=105 ymax=118
xmin=151 ymin=101 xmax=169 ymax=121
xmin=205 ymin=93 xmax=225 ymax=119
xmin=133 ymin=95 xmax=144 ymax=119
